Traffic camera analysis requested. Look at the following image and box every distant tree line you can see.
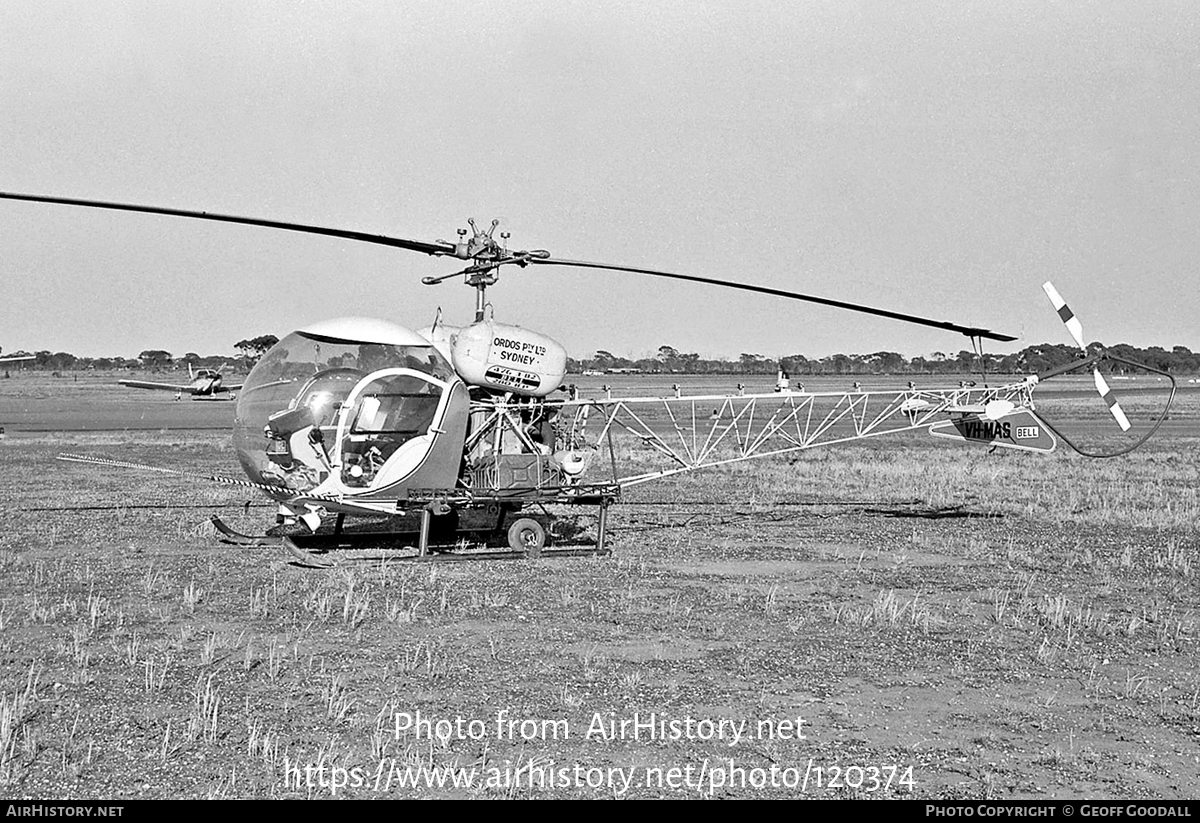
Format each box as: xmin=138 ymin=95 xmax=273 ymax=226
xmin=7 ymin=335 xmax=280 ymax=373
xmin=9 ymin=338 xmax=1199 ymax=376
xmin=12 ymin=351 xmax=243 ymax=373
xmin=568 ymin=343 xmax=1200 ymax=376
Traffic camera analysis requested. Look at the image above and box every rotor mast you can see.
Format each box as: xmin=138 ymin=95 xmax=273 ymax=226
xmin=428 ymin=217 xmax=511 ymax=322
xmin=457 ymin=219 xmax=497 ymax=322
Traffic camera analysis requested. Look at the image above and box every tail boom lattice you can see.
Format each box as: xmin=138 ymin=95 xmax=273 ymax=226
xmin=542 ymin=382 xmax=1038 ymax=488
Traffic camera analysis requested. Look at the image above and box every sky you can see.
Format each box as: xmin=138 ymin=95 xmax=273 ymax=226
xmin=1 ymin=1 xmax=1198 ymax=361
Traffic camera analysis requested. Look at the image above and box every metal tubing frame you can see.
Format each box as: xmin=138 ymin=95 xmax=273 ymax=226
xmin=522 ymin=382 xmax=1036 ymax=488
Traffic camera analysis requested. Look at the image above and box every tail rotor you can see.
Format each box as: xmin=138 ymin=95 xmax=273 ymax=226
xmin=1041 ymin=282 xmax=1131 ymax=432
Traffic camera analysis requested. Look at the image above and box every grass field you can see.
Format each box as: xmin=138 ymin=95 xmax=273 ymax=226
xmin=0 ymin=373 xmax=1198 ymax=798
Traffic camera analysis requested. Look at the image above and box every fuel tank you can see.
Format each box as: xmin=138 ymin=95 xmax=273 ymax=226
xmin=446 ymin=320 xmax=568 ymax=397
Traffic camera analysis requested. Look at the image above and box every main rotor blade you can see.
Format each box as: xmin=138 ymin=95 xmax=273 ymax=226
xmin=0 ymin=191 xmax=455 ymax=257
xmin=529 ymin=256 xmax=1018 ymax=342
xmin=0 ymin=190 xmax=1017 ymax=342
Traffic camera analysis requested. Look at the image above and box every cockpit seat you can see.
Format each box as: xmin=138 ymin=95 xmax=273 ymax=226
xmin=267 ymin=405 xmax=317 ymax=437
xmin=371 ymin=433 xmax=434 ymax=487
xmin=264 ymin=405 xmax=328 ymax=480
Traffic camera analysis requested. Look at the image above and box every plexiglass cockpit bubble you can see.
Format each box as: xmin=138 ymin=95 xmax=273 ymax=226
xmin=233 ymin=321 xmax=456 ymax=494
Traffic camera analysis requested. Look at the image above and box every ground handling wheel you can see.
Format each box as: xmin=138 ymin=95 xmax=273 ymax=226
xmin=507 ymin=517 xmax=547 ymax=557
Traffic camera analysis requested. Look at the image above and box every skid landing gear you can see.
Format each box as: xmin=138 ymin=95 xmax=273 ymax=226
xmin=213 ymin=485 xmax=619 ymax=565
xmin=211 ymin=515 xmax=276 ymax=546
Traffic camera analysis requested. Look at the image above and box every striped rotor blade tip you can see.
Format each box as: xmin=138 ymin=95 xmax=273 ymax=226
xmin=1093 ymin=369 xmax=1132 ymax=431
xmin=1042 ymin=282 xmax=1086 ymax=351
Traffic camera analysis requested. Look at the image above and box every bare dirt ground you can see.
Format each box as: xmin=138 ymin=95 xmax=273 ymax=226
xmin=0 ymin=374 xmax=1197 ymax=799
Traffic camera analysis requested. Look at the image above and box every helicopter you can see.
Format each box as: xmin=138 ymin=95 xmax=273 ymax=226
xmin=0 ymin=191 xmax=1176 ymax=563
xmin=119 ymin=363 xmax=242 ymax=401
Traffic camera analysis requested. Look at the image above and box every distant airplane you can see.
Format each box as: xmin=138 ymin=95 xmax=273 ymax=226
xmin=0 ymin=348 xmax=35 ymax=365
xmin=120 ymin=364 xmax=242 ymax=400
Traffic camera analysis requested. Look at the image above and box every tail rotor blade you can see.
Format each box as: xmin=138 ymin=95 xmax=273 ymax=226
xmin=1042 ymin=281 xmax=1086 ymax=351
xmin=1041 ymin=282 xmax=1130 ymax=431
xmin=1093 ymin=369 xmax=1131 ymax=431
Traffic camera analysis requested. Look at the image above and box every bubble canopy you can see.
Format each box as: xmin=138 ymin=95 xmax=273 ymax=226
xmin=233 ymin=319 xmax=457 ymax=490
